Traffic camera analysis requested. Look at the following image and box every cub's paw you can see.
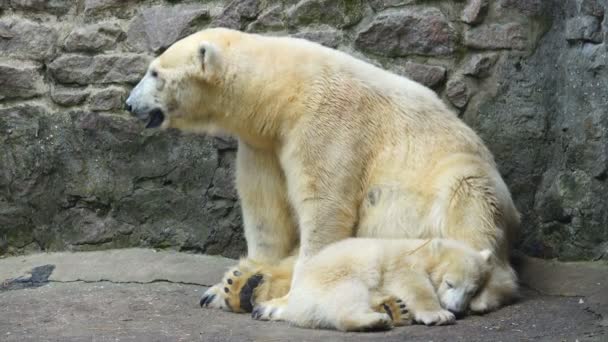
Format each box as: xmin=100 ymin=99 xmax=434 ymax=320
xmin=376 ymin=297 xmax=413 ymax=326
xmin=251 ymin=296 xmax=288 ymax=321
xmin=200 ymin=265 xmax=264 ymax=313
xmin=414 ymin=309 xmax=455 ymax=326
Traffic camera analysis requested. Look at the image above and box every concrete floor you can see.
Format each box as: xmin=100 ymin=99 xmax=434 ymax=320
xmin=0 ymin=249 xmax=606 ymax=342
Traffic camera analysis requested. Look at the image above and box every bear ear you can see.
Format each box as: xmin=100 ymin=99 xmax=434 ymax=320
xmin=479 ymin=249 xmax=492 ymax=262
xmin=198 ymin=41 xmax=221 ymax=77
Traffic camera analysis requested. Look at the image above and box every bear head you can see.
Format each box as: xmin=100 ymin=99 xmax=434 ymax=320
xmin=426 ymin=239 xmax=493 ymax=315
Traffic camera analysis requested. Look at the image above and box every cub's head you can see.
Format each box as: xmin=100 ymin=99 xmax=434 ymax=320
xmin=427 ymin=239 xmax=492 ymax=315
xmin=125 ymin=28 xmax=237 ymax=132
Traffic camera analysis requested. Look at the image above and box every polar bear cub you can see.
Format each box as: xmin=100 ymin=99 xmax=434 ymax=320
xmin=253 ymin=238 xmax=492 ymax=332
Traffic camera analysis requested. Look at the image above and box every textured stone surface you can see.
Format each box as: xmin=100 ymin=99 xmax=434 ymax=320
xmin=286 ymin=0 xmax=364 ymax=29
xmin=464 ymin=23 xmax=527 ymax=50
xmin=368 ymin=0 xmax=415 ymax=11
xmin=468 ymin=1 xmax=608 ymax=260
xmin=0 ymin=60 xmax=45 ymax=100
xmin=293 ymin=28 xmax=342 ymax=48
xmin=9 ymin=0 xmax=71 ymax=14
xmin=212 ymin=0 xmax=262 ymax=30
xmin=565 ymin=15 xmax=603 ymax=43
xmin=88 ymin=87 xmax=128 ymax=111
xmin=50 ymin=86 xmax=89 ymax=107
xmin=84 ymin=0 xmax=131 ymax=16
xmin=498 ymin=0 xmax=544 ymax=16
xmin=463 ymin=53 xmax=498 ymax=78
xmin=578 ymin=0 xmax=604 ymax=17
xmin=48 ymin=54 xmax=151 ymax=85
xmin=446 ymin=77 xmax=470 ymax=108
xmin=64 ymin=22 xmax=124 ymax=52
xmin=247 ymin=4 xmax=285 ymax=32
xmin=355 ymin=8 xmax=456 ymax=57
xmin=0 ymin=17 xmax=58 ymax=61
xmin=401 ymin=62 xmax=446 ymax=88
xmin=127 ymin=4 xmax=210 ymax=53
xmin=0 ymin=104 xmax=245 ymax=256
xmin=461 ymin=0 xmax=488 ymax=24
xmin=1 ymin=0 xmax=607 ymax=261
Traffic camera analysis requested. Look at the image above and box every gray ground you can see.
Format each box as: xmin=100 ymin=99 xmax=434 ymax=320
xmin=0 ymin=249 xmax=606 ymax=342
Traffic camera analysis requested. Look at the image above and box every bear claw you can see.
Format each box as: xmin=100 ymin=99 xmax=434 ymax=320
xmin=200 ymin=294 xmax=215 ymax=307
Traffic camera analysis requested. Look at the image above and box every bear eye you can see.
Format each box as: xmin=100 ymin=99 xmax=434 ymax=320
xmin=151 ymin=70 xmax=158 ymax=78
xmin=446 ymin=281 xmax=454 ymax=289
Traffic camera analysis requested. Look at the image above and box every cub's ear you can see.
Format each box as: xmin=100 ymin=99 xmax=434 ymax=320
xmin=198 ymin=41 xmax=221 ymax=77
xmin=479 ymin=249 xmax=492 ymax=262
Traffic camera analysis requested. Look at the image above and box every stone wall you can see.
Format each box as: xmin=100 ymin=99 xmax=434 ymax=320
xmin=0 ymin=0 xmax=606 ymax=261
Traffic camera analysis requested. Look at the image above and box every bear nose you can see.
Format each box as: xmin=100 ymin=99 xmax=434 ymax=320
xmin=124 ymin=102 xmax=133 ymax=113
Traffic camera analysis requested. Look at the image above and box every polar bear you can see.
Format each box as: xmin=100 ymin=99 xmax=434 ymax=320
xmin=251 ymin=238 xmax=493 ymax=331
xmin=125 ymin=27 xmax=521 ymax=316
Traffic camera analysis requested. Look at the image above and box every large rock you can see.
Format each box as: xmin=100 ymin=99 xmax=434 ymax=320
xmin=88 ymin=87 xmax=129 ymax=112
xmin=50 ymin=86 xmax=89 ymax=107
xmin=0 ymin=16 xmax=58 ymax=61
xmin=127 ymin=4 xmax=210 ymax=54
xmin=461 ymin=0 xmax=488 ymax=25
xmin=565 ymin=15 xmax=603 ymax=43
xmin=0 ymin=104 xmax=245 ymax=256
xmin=355 ymin=8 xmax=456 ymax=57
xmin=464 ymin=23 xmax=527 ymax=50
xmin=446 ymin=77 xmax=470 ymax=108
xmin=498 ymin=0 xmax=544 ymax=16
xmin=468 ymin=2 xmax=608 ymax=260
xmin=401 ymin=62 xmax=446 ymax=89
xmin=64 ymin=22 xmax=124 ymax=53
xmin=368 ymin=0 xmax=415 ymax=11
xmin=9 ymin=0 xmax=71 ymax=14
xmin=212 ymin=0 xmax=262 ymax=30
xmin=84 ymin=0 xmax=133 ymax=16
xmin=48 ymin=54 xmax=151 ymax=85
xmin=0 ymin=60 xmax=45 ymax=100
xmin=463 ymin=53 xmax=499 ymax=78
xmin=293 ymin=29 xmax=342 ymax=48
xmin=247 ymin=4 xmax=285 ymax=32
xmin=286 ymin=0 xmax=364 ymax=29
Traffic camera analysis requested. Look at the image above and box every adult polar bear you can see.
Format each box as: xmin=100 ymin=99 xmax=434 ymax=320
xmin=125 ymin=27 xmax=520 ymax=315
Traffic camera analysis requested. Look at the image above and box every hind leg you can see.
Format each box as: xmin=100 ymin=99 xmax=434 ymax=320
xmin=329 ymin=282 xmax=393 ymax=332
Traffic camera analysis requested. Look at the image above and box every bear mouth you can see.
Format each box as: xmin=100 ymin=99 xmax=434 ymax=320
xmin=145 ymin=108 xmax=165 ymax=129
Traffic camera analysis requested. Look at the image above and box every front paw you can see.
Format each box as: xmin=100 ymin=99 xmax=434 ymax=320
xmin=199 ymin=265 xmax=264 ymax=313
xmin=251 ymin=296 xmax=288 ymax=321
xmin=200 ymin=284 xmax=227 ymax=310
xmin=414 ymin=309 xmax=455 ymax=326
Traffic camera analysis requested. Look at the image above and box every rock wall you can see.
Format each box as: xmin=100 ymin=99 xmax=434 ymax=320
xmin=0 ymin=0 xmax=606 ymax=260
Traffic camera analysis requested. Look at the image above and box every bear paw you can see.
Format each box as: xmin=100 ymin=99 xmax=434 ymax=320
xmin=414 ymin=309 xmax=455 ymax=326
xmin=200 ymin=266 xmax=264 ymax=313
xmin=376 ymin=297 xmax=413 ymax=326
xmin=251 ymin=296 xmax=288 ymax=321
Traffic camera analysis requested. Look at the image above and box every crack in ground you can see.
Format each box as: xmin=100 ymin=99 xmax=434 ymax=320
xmin=48 ymin=279 xmax=213 ymax=287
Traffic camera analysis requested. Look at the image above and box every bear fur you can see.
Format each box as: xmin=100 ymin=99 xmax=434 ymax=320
xmin=125 ymin=27 xmax=521 ymax=316
xmin=251 ymin=238 xmax=493 ymax=331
